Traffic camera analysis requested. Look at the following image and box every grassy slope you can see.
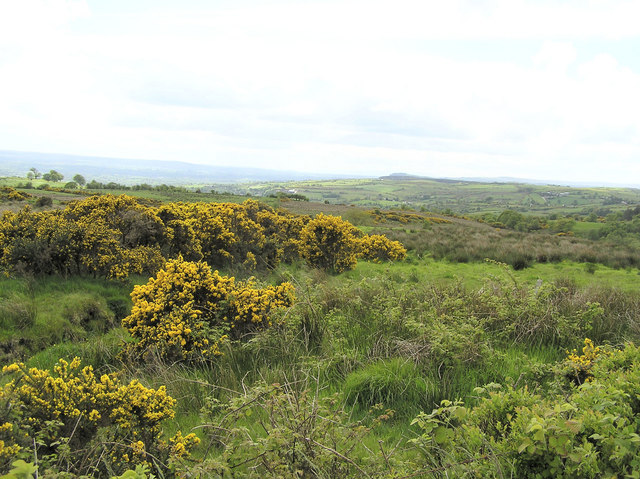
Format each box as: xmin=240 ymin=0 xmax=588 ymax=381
xmin=4 ymin=173 xmax=640 ymax=217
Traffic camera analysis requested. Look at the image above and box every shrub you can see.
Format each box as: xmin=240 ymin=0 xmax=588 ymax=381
xmin=562 ymin=338 xmax=612 ymax=386
xmin=300 ymin=213 xmax=360 ymax=272
xmin=0 ymin=358 xmax=198 ymax=477
xmin=34 ymin=196 xmax=52 ymax=207
xmin=0 ymin=187 xmax=30 ymax=202
xmin=200 ymin=380 xmax=395 ymax=477
xmin=358 ymin=234 xmax=407 ymax=263
xmin=409 ymin=342 xmax=640 ymax=478
xmin=121 ymin=257 xmax=295 ymax=362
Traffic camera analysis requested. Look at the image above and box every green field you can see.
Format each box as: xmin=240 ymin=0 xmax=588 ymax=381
xmin=213 ymin=176 xmax=640 ymax=216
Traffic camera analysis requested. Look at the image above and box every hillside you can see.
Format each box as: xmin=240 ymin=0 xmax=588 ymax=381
xmin=215 ymin=177 xmax=640 ymax=216
xmin=1 ymin=184 xmax=640 ymax=477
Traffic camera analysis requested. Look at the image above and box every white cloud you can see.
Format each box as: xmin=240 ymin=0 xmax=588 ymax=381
xmin=0 ymin=0 xmax=639 ymax=184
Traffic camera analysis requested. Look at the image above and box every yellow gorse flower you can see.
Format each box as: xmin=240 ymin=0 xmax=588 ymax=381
xmin=0 ymin=357 xmax=197 ymax=474
xmin=121 ymin=257 xmax=295 ymax=362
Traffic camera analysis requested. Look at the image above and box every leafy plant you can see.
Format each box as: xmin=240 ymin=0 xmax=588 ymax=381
xmin=200 ymin=379 xmax=397 ymax=477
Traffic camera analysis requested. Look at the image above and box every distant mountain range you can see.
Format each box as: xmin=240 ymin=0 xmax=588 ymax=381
xmin=1 ymin=150 xmax=638 ymax=189
xmin=0 ymin=150 xmax=360 ymax=185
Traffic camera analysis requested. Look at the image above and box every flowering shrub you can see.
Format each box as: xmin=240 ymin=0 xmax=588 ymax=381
xmin=0 ymin=201 xmax=163 ymax=279
xmin=564 ymin=338 xmax=611 ymax=385
xmin=157 ymin=199 xmax=307 ymax=270
xmin=121 ymin=258 xmax=295 ymax=362
xmin=300 ymin=214 xmax=360 ymax=272
xmin=358 ymin=234 xmax=407 ymax=263
xmin=0 ymin=358 xmax=198 ymax=477
xmin=65 ymin=194 xmax=165 ymax=248
xmin=1 ymin=195 xmax=405 ymax=278
xmin=0 ymin=187 xmax=30 ymax=202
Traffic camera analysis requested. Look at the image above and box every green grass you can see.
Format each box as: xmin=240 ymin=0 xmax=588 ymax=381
xmin=344 ymin=358 xmax=430 ymax=414
xmin=213 ymin=177 xmax=640 ymax=216
xmin=341 ymin=255 xmax=640 ymax=291
xmin=0 ymin=176 xmax=274 ymax=208
xmin=0 ymin=276 xmax=134 ymax=360
xmin=3 ymin=175 xmax=640 ymax=476
xmin=571 ymin=221 xmax=604 ymax=236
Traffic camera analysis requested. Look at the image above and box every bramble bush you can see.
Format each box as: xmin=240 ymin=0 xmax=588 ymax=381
xmin=121 ymin=257 xmax=295 ymax=362
xmin=0 ymin=358 xmax=198 ymax=477
xmin=199 ymin=379 xmax=397 ymax=477
xmin=409 ymin=341 xmax=640 ymax=478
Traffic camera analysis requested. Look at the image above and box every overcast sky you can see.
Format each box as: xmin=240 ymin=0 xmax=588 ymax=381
xmin=1 ymin=0 xmax=639 ymax=184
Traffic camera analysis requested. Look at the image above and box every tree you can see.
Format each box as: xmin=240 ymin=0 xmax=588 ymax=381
xmin=42 ymin=170 xmax=63 ymax=182
xmin=73 ymin=173 xmax=86 ymax=186
xmin=28 ymin=167 xmax=41 ymax=179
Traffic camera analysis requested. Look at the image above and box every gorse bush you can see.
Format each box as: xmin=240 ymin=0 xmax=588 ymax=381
xmin=0 ymin=187 xmax=30 ymax=202
xmin=0 ymin=358 xmax=198 ymax=477
xmin=299 ymin=213 xmax=360 ymax=272
xmin=562 ymin=338 xmax=612 ymax=386
xmin=0 ymin=195 xmax=405 ymax=278
xmin=357 ymin=234 xmax=407 ymax=263
xmin=0 ymin=206 xmax=164 ymax=279
xmin=121 ymin=257 xmax=296 ymax=362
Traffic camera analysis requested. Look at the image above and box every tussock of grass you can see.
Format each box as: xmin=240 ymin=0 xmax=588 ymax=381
xmin=0 ymin=275 xmax=132 ymax=360
xmin=344 ymin=358 xmax=432 ymax=416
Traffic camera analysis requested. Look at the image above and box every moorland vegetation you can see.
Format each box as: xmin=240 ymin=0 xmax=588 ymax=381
xmin=1 ymin=177 xmax=640 ymax=478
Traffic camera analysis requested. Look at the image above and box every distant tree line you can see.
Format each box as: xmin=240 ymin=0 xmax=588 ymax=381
xmin=86 ymin=181 xmax=190 ymax=193
xmin=269 ymin=192 xmax=309 ymax=201
xmin=24 ymin=167 xmax=201 ymax=193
